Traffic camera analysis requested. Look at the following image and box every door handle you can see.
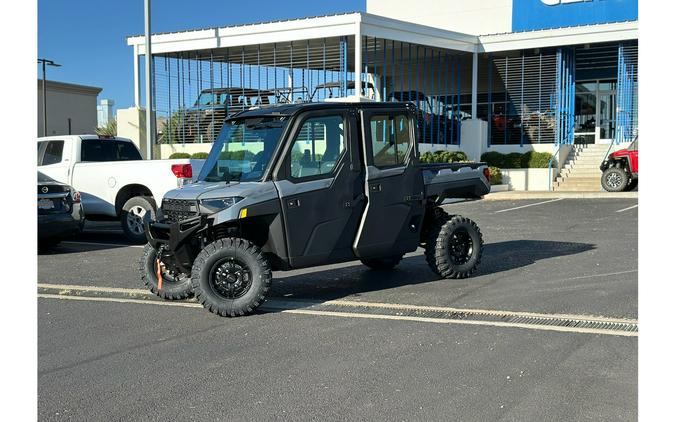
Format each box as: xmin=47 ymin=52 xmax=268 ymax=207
xmin=287 ymin=199 xmax=301 ymax=209
xmin=369 ymin=183 xmax=382 ymax=193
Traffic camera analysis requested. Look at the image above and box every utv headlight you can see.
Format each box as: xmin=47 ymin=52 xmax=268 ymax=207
xmin=199 ymin=197 xmax=244 ymax=213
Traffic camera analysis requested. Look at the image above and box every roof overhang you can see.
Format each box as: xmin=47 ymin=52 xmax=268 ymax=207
xmin=477 ymin=21 xmax=638 ymax=53
xmin=126 ymin=13 xmax=637 ymax=57
xmin=127 ymin=12 xmax=478 ymax=55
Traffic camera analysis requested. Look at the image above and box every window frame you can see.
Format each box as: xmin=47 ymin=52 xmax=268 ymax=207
xmin=365 ymin=111 xmax=414 ymax=170
xmin=284 ymin=111 xmax=349 ymax=183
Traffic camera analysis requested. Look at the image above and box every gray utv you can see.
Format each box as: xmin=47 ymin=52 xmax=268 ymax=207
xmin=141 ymin=101 xmax=490 ymax=317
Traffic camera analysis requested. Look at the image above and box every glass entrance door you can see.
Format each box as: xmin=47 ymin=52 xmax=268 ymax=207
xmin=574 ymin=80 xmax=617 ymax=144
xmin=597 ymin=91 xmax=616 ymax=143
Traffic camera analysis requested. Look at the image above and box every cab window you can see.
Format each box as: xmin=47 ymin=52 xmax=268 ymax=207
xmin=289 ymin=115 xmax=345 ymax=179
xmin=40 ymin=140 xmax=64 ymax=165
xmin=369 ymin=114 xmax=411 ymax=167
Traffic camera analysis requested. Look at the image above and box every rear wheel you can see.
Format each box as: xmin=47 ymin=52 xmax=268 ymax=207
xmin=361 ymin=255 xmax=404 ymax=271
xmin=191 ymin=238 xmax=271 ymax=317
xmin=425 ymin=215 xmax=483 ymax=279
xmin=139 ymin=244 xmax=193 ymax=300
xmin=601 ymin=167 xmax=629 ymax=192
xmin=121 ymin=196 xmax=156 ymax=244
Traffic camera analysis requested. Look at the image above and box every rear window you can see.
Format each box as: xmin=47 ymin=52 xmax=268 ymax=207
xmin=81 ymin=139 xmax=142 ymax=162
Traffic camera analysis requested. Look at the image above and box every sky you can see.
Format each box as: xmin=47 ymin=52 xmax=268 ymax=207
xmin=38 ymin=0 xmax=366 ymax=112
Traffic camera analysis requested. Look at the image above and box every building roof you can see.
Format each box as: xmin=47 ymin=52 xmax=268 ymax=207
xmin=126 ymin=12 xmax=637 ymax=56
xmin=37 ymin=80 xmax=102 ymax=95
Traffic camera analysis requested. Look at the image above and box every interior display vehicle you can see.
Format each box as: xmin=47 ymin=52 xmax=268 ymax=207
xmin=140 ymin=101 xmax=490 ymax=317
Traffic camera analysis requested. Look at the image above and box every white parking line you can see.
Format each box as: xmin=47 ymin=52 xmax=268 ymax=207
xmin=38 ymin=284 xmax=638 ymax=337
xmin=494 ymin=198 xmax=564 ymax=213
xmin=60 ymin=241 xmax=144 ymax=249
xmin=616 ymin=204 xmax=638 ymax=213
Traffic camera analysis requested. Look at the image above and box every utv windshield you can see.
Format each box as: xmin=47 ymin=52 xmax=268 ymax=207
xmin=197 ymin=116 xmax=286 ymax=183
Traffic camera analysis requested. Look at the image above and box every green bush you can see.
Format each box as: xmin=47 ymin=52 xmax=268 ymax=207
xmin=488 ymin=166 xmax=502 ymax=185
xmin=521 ymin=151 xmax=555 ymax=168
xmin=191 ymin=152 xmax=209 ymax=159
xmin=420 ymin=150 xmax=468 ymax=164
xmin=168 ymin=152 xmax=191 ymax=159
xmin=480 ymin=151 xmax=505 ymax=168
xmin=504 ymin=153 xmax=523 ymax=168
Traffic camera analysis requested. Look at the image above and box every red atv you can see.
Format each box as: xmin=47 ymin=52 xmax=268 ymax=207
xmin=600 ymin=138 xmax=638 ymax=192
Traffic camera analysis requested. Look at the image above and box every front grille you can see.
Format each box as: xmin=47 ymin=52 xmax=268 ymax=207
xmin=162 ymin=199 xmax=199 ymax=223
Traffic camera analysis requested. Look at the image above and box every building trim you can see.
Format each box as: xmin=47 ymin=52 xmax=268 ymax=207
xmin=477 ymin=20 xmax=638 ymax=53
xmin=37 ymin=80 xmax=102 ymax=96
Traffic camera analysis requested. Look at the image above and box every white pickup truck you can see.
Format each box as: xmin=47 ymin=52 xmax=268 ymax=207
xmin=37 ymin=135 xmax=203 ymax=243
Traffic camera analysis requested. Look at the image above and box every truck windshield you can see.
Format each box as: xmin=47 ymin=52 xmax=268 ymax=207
xmin=198 ymin=116 xmax=286 ymax=183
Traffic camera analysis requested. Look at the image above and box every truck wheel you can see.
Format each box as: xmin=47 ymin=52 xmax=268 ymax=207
xmin=139 ymin=244 xmax=193 ymax=300
xmin=121 ymin=196 xmax=156 ymax=244
xmin=361 ymin=255 xmax=404 ymax=271
xmin=601 ymin=168 xmax=629 ymax=192
xmin=191 ymin=238 xmax=272 ymax=317
xmin=425 ymin=215 xmax=483 ymax=279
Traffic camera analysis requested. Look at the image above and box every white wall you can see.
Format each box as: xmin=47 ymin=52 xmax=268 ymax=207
xmin=366 ymin=0 xmax=512 ymax=35
xmin=37 ymin=81 xmax=101 ymax=137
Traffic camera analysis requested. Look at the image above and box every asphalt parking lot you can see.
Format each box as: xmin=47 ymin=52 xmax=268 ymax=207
xmin=37 ymin=198 xmax=638 ymax=421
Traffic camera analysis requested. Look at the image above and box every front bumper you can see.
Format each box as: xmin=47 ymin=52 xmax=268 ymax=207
xmin=144 ymin=214 xmax=207 ymax=252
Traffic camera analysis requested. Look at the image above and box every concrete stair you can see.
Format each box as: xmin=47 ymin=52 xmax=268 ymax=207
xmin=553 ymin=144 xmax=611 ymax=191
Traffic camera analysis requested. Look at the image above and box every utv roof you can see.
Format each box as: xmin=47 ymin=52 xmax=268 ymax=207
xmin=227 ymin=101 xmax=414 ymax=121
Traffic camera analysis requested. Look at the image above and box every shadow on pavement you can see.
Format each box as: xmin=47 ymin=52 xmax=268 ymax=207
xmin=267 ymin=240 xmax=595 ymax=303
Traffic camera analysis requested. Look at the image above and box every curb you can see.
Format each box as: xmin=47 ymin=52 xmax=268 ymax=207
xmin=483 ymin=191 xmax=639 ymax=200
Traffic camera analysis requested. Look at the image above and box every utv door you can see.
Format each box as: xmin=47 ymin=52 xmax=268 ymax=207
xmin=353 ymin=108 xmax=425 ymax=259
xmin=274 ymin=110 xmax=365 ymax=268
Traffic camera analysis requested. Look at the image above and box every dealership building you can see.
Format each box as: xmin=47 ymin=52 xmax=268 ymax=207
xmin=126 ymin=0 xmax=638 ymax=189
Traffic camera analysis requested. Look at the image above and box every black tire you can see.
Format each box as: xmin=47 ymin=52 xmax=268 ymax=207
xmin=139 ymin=244 xmax=193 ymax=300
xmin=361 ymin=255 xmax=404 ymax=271
xmin=601 ymin=167 xmax=629 ymax=192
xmin=626 ymin=179 xmax=638 ymax=191
xmin=191 ymin=238 xmax=271 ymax=317
xmin=38 ymin=238 xmax=60 ymax=252
xmin=425 ymin=215 xmax=484 ymax=279
xmin=121 ymin=196 xmax=156 ymax=244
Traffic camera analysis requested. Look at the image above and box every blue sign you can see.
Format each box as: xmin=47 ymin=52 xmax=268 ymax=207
xmin=512 ymin=0 xmax=638 ymax=32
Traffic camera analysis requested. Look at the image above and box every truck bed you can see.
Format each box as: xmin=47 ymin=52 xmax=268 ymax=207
xmin=421 ymin=162 xmax=491 ymax=201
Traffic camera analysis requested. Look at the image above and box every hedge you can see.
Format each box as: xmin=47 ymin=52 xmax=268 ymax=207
xmin=480 ymin=151 xmax=555 ymax=169
xmin=168 ymin=152 xmax=191 ymax=159
xmin=191 ymin=152 xmax=209 ymax=159
xmin=419 ymin=150 xmax=468 ymax=164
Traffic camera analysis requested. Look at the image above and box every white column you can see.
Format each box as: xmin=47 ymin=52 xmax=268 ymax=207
xmin=133 ymin=45 xmax=141 ymax=108
xmin=471 ymin=51 xmax=478 ymax=118
xmin=354 ymin=23 xmax=362 ymax=98
xmin=144 ymin=0 xmax=154 ymax=160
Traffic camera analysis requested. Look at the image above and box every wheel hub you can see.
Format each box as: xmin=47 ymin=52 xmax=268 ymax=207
xmin=448 ymin=229 xmax=473 ymax=265
xmin=127 ymin=206 xmax=147 ymax=235
xmin=211 ymin=259 xmax=252 ymax=299
xmin=606 ymin=173 xmax=622 ymax=189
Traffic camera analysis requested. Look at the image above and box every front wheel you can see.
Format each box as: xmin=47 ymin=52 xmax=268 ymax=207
xmin=425 ymin=215 xmax=484 ymax=279
xmin=139 ymin=244 xmax=193 ymax=300
xmin=601 ymin=167 xmax=629 ymax=192
xmin=121 ymin=196 xmax=156 ymax=244
xmin=191 ymin=238 xmax=272 ymax=317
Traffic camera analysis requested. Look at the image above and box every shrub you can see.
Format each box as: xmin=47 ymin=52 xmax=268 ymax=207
xmin=480 ymin=151 xmax=505 ymax=168
xmin=191 ymin=152 xmax=209 ymax=159
xmin=521 ymin=151 xmax=555 ymax=168
xmin=488 ymin=166 xmax=502 ymax=185
xmin=420 ymin=150 xmax=468 ymax=163
xmin=168 ymin=152 xmax=191 ymax=159
xmin=503 ymin=153 xmax=522 ymax=168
